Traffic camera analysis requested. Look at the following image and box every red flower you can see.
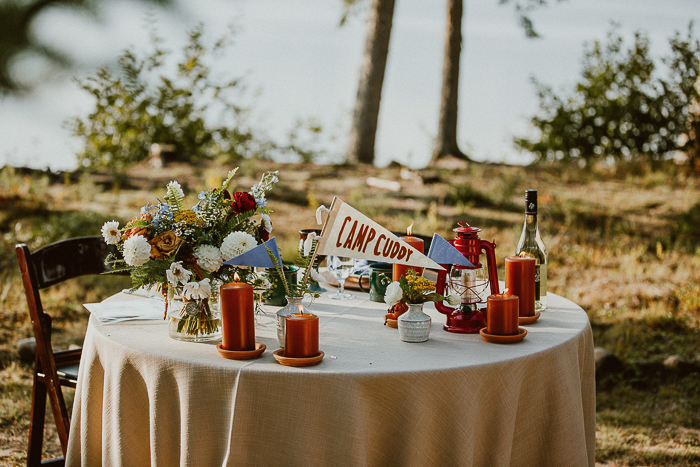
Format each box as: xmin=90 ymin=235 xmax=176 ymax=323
xmin=231 ymin=192 xmax=256 ymax=213
xmin=258 ymin=225 xmax=270 ymax=242
xmin=213 ymin=188 xmax=231 ymax=200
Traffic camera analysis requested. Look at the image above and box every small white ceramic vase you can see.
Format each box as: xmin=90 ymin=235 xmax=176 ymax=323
xmin=398 ymin=303 xmax=431 ymax=343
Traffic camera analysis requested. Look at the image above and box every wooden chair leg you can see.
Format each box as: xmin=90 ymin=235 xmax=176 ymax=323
xmin=46 ymin=379 xmax=71 ymax=456
xmin=27 ymin=370 xmax=47 ymax=467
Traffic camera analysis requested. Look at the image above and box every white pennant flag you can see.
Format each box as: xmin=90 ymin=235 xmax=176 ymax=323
xmin=315 ymin=197 xmax=443 ymax=270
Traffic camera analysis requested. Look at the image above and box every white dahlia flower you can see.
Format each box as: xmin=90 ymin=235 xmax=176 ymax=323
xmin=123 ymin=235 xmax=151 ymax=267
xmin=101 ymin=220 xmax=120 ymax=245
xmin=384 ymin=281 xmax=404 ymax=307
xmin=220 ymin=231 xmax=257 ymax=260
xmin=194 ymin=244 xmax=222 ymax=273
xmin=261 ymin=213 xmax=273 ymax=233
xmin=166 ymin=261 xmax=192 ymax=286
xmin=182 ymin=278 xmax=212 ymax=301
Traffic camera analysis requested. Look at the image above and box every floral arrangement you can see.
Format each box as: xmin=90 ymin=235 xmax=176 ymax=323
xmin=266 ymin=231 xmax=324 ymax=299
xmin=383 ymin=270 xmax=459 ymax=322
xmin=101 ymin=168 xmax=279 ymax=335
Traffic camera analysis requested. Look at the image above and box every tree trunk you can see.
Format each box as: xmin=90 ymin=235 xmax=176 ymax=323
xmin=432 ymin=0 xmax=470 ymax=163
xmin=345 ymin=0 xmax=396 ymax=165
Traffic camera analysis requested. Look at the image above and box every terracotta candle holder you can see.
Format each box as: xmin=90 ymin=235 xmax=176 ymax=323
xmin=284 ymin=309 xmax=319 ymax=358
xmin=392 ymin=236 xmax=424 ymax=281
xmin=220 ymin=282 xmax=255 ymax=351
xmin=505 ymin=256 xmax=536 ymax=317
xmin=486 ymin=293 xmax=519 ymax=336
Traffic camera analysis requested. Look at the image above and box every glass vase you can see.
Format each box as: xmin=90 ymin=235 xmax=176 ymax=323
xmin=276 ymin=296 xmax=304 ymax=348
xmin=397 ymin=303 xmax=431 ymax=343
xmin=168 ymin=293 xmax=222 ymax=343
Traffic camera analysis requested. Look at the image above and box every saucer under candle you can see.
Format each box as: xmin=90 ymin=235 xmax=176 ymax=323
xmin=480 ymin=327 xmax=527 ymax=344
xmin=273 ymin=349 xmax=325 ymax=367
xmin=216 ymin=342 xmax=266 ymax=360
xmin=519 ymin=311 xmax=541 ymax=325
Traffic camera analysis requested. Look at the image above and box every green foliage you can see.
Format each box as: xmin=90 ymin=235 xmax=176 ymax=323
xmin=516 ymin=24 xmax=700 ymax=168
xmin=67 ymin=24 xmax=258 ymax=170
xmin=283 ymin=118 xmax=326 ymax=164
xmin=0 ymin=0 xmax=171 ymax=95
xmin=265 ymin=236 xmax=321 ymax=299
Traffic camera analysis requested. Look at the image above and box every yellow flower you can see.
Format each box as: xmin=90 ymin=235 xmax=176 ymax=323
xmin=404 ymin=272 xmax=435 ymax=295
xmin=173 ymin=209 xmax=202 ymax=227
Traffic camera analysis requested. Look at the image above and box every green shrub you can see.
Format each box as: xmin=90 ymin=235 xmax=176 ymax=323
xmin=516 ymin=24 xmax=700 ymax=169
xmin=66 ymin=24 xmax=258 ymax=170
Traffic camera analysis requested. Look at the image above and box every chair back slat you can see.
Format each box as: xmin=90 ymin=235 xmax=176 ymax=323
xmin=30 ymin=237 xmax=119 ymax=289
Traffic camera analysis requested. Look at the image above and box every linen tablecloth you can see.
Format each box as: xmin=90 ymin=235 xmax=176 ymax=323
xmin=66 ymin=289 xmax=595 ymax=467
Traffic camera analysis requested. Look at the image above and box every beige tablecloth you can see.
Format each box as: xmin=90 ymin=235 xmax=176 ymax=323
xmin=67 ymin=288 xmax=595 ymax=467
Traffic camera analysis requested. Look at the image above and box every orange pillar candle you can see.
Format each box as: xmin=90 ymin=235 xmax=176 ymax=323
xmin=505 ymin=256 xmax=536 ymax=317
xmin=392 ymin=236 xmax=425 ymax=281
xmin=285 ymin=308 xmax=319 ymax=358
xmin=486 ymin=293 xmax=519 ymax=335
xmin=220 ymin=282 xmax=255 ymax=351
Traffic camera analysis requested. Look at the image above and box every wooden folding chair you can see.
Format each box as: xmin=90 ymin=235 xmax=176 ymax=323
xmin=16 ymin=236 xmax=124 ymax=466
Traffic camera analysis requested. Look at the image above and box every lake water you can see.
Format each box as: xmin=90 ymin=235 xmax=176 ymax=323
xmin=0 ymin=0 xmax=697 ymax=170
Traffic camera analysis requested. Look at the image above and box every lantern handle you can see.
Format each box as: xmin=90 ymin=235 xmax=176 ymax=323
xmin=434 ymin=263 xmax=456 ymax=316
xmin=481 ymin=238 xmax=500 ymax=295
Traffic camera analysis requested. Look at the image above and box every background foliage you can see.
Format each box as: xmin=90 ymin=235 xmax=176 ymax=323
xmin=516 ymin=24 xmax=700 ymax=170
xmin=0 ymin=0 xmax=171 ymax=95
xmin=65 ymin=23 xmax=333 ymax=171
xmin=66 ymin=25 xmax=261 ymax=170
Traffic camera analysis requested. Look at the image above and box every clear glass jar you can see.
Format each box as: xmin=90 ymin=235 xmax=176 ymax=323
xmin=168 ymin=286 xmax=222 ymax=342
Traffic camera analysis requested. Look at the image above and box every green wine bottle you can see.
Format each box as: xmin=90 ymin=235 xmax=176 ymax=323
xmin=515 ymin=190 xmax=548 ymax=311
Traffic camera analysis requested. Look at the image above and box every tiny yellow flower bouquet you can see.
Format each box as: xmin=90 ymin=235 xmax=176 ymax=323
xmin=384 ymin=270 xmax=460 ymax=306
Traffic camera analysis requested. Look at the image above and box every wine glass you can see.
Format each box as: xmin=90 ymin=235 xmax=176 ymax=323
xmin=328 ymin=256 xmax=355 ymax=300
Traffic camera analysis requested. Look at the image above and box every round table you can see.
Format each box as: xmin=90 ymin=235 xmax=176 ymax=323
xmin=66 ymin=288 xmax=595 ymax=467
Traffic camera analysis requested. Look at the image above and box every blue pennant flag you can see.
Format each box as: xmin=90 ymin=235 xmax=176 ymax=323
xmin=427 ymin=233 xmax=474 ymax=267
xmin=223 ymin=237 xmax=283 ymax=269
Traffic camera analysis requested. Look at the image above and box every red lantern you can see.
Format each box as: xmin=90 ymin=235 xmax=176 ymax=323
xmin=434 ymin=223 xmax=500 ymax=333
